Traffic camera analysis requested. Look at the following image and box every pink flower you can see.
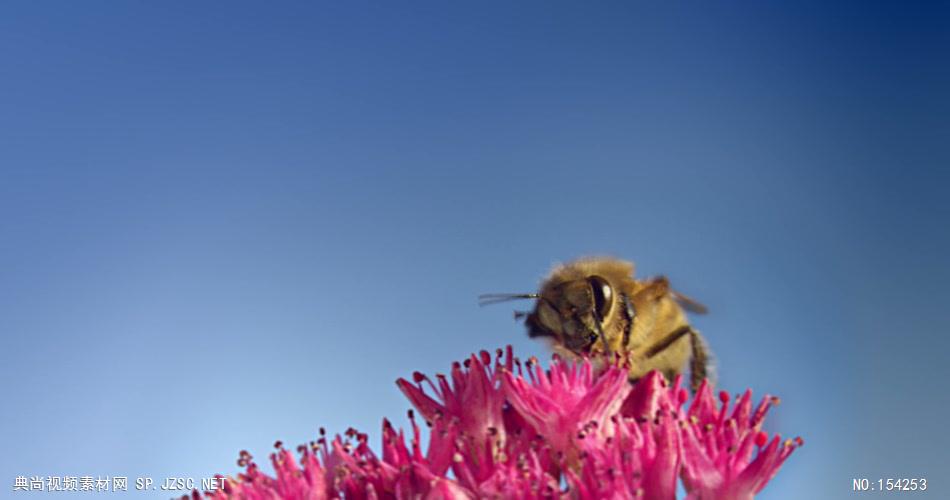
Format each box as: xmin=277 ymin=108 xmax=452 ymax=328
xmin=396 ymin=349 xmax=510 ymax=443
xmin=395 ymin=349 xmax=510 ymax=488
xmin=196 ymin=347 xmax=801 ymax=500
xmin=619 ymin=370 xmax=688 ymax=420
xmin=502 ymin=355 xmax=631 ymax=458
xmin=678 ymin=382 xmax=801 ymax=500
xmin=567 ymin=414 xmax=681 ymax=500
xmin=201 ymin=447 xmax=327 ymax=500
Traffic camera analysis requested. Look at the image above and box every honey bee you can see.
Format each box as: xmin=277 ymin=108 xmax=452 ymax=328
xmin=480 ymin=257 xmax=711 ymax=392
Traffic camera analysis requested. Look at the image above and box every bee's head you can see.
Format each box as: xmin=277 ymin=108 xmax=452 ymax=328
xmin=525 ymin=275 xmax=614 ymax=353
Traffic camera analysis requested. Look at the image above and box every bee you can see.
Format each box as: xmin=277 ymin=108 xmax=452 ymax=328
xmin=480 ymin=257 xmax=711 ymax=392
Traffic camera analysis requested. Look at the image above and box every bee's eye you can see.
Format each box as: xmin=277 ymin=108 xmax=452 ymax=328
xmin=588 ymin=275 xmax=613 ymax=319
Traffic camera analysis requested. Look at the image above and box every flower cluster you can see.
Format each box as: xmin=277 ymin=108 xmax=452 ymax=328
xmin=197 ymin=347 xmax=801 ymax=499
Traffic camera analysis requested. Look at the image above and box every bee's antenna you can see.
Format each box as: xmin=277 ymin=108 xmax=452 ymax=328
xmin=478 ymin=293 xmax=540 ymax=307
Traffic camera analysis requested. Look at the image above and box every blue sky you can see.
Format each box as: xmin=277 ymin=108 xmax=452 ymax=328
xmin=1 ymin=2 xmax=948 ymax=498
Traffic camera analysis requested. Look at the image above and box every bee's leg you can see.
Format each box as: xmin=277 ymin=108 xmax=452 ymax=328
xmin=640 ymin=325 xmax=709 ymax=393
xmin=638 ymin=325 xmax=691 ymax=387
xmin=620 ymin=293 xmax=636 ymax=350
xmin=688 ymin=329 xmax=709 ymax=394
xmin=642 ymin=325 xmax=692 ymax=359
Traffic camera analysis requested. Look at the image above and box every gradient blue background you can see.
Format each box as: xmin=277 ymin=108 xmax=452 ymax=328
xmin=2 ymin=2 xmax=948 ymax=498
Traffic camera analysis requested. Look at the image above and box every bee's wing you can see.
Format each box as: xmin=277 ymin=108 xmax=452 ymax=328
xmin=670 ymin=289 xmax=708 ymax=314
